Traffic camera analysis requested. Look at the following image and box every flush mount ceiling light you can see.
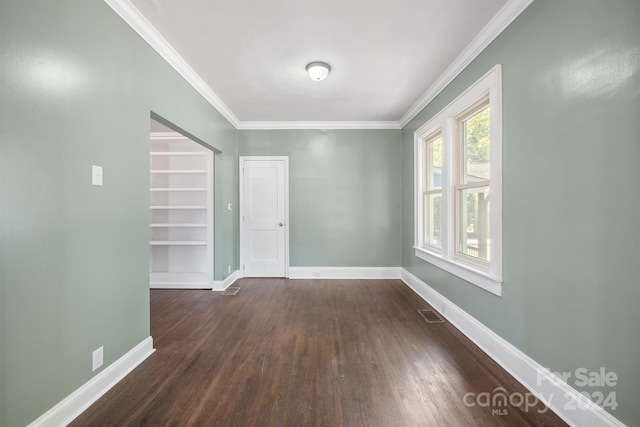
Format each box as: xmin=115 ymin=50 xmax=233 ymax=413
xmin=306 ymin=62 xmax=331 ymax=81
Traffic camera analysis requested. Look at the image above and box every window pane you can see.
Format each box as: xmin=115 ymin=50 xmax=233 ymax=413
xmin=426 ymin=135 xmax=442 ymax=190
xmin=462 ymin=107 xmax=490 ymax=184
xmin=457 ymin=186 xmax=490 ymax=261
xmin=424 ymin=193 xmax=442 ymax=248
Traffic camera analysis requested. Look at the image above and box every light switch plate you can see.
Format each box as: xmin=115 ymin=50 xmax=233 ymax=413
xmin=227 ymin=203 xmax=232 ymax=211
xmin=92 ymin=346 xmax=103 ymax=371
xmin=92 ymin=165 xmax=103 ymax=186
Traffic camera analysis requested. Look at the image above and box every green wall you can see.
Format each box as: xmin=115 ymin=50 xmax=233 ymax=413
xmin=402 ymin=0 xmax=640 ymax=424
xmin=0 ymin=1 xmax=238 ymax=425
xmin=3 ymin=0 xmax=639 ymax=425
xmin=239 ymin=130 xmax=402 ymax=267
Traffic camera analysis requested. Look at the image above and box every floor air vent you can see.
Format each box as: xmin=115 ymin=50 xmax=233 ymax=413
xmin=221 ymin=286 xmax=240 ymax=296
xmin=418 ymin=309 xmax=445 ymax=323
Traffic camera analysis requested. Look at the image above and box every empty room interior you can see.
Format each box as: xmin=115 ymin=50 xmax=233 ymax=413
xmin=2 ymin=0 xmax=639 ymax=426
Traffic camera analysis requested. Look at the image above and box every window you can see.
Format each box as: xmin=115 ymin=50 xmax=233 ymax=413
xmin=414 ymin=66 xmax=502 ymax=296
xmin=456 ymin=104 xmax=490 ymax=264
xmin=423 ymin=133 xmax=442 ymax=249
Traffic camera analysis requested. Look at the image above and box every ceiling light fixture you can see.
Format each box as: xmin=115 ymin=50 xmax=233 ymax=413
xmin=306 ymin=62 xmax=331 ymax=81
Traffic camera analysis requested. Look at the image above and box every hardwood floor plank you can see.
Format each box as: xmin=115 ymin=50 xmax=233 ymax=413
xmin=71 ymin=279 xmax=567 ymax=426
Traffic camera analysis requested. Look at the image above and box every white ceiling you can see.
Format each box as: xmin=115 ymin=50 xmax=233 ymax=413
xmin=110 ymin=0 xmax=530 ymax=128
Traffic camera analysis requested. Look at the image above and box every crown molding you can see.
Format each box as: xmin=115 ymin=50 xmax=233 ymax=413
xmin=237 ymin=121 xmax=402 ymax=130
xmin=398 ymin=0 xmax=535 ymax=127
xmin=104 ymin=0 xmax=241 ymax=128
xmin=105 ymin=0 xmax=533 ymax=131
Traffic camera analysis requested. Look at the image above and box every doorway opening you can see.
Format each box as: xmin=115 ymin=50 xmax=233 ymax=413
xmin=148 ymin=115 xmax=215 ymax=289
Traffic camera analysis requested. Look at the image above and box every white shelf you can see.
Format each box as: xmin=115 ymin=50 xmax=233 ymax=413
xmin=150 ymin=170 xmax=207 ymax=174
xmin=150 ymin=223 xmax=207 ymax=228
xmin=149 ymin=130 xmax=214 ymax=289
xmin=150 ymin=151 xmax=207 ymax=156
xmin=150 ymin=272 xmax=211 ymax=288
xmin=150 ymin=206 xmax=207 ymax=210
xmin=150 ymin=188 xmax=207 ymax=192
xmin=150 ymin=241 xmax=207 ymax=246
xmin=150 ymin=132 xmax=189 ymax=141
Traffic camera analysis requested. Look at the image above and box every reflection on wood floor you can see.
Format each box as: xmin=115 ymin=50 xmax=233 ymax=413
xmin=72 ymin=278 xmax=567 ymax=426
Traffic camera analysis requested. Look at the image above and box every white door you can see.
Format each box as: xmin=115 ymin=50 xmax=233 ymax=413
xmin=240 ymin=157 xmax=288 ymax=277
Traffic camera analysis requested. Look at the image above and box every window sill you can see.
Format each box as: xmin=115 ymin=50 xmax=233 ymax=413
xmin=413 ymin=246 xmax=502 ymax=296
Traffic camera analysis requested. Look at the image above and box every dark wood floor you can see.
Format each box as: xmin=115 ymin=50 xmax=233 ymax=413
xmin=72 ymin=279 xmax=566 ymax=426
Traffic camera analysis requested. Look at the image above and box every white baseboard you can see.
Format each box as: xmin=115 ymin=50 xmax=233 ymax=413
xmin=400 ymin=269 xmax=625 ymax=427
xmin=212 ymin=270 xmax=242 ymax=291
xmin=28 ymin=336 xmax=155 ymax=427
xmin=288 ymin=266 xmax=401 ymax=280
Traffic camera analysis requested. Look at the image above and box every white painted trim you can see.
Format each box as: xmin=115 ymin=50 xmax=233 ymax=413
xmin=104 ymin=0 xmax=532 ymax=131
xmin=399 ymin=0 xmax=534 ymax=127
xmin=414 ymin=247 xmax=502 ymax=296
xmin=104 ymin=0 xmax=241 ymax=128
xmin=149 ymin=282 xmax=211 ymax=289
xmin=207 ymin=148 xmax=215 ymax=286
xmin=400 ymin=269 xmax=626 ymax=427
xmin=27 ymin=337 xmax=155 ymax=427
xmin=289 ymin=267 xmax=401 ymax=279
xmin=413 ymin=65 xmax=503 ymax=296
xmin=283 ymin=158 xmax=290 ymax=278
xmin=237 ymin=121 xmax=401 ymax=130
xmin=212 ymin=270 xmax=243 ymax=291
xmin=239 ymin=156 xmax=290 ymax=278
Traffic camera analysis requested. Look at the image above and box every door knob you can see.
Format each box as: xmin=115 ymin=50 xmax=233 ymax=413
xmin=279 ymin=222 xmax=284 ymax=227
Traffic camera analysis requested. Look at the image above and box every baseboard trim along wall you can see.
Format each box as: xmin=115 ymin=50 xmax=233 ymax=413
xmin=28 ymin=336 xmax=155 ymax=427
xmin=212 ymin=270 xmax=242 ymax=291
xmin=288 ymin=266 xmax=402 ymax=279
xmin=33 ymin=271 xmax=623 ymax=426
xmin=400 ymin=269 xmax=625 ymax=427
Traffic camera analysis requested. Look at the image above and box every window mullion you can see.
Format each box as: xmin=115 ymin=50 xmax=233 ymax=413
xmin=442 ymin=119 xmax=455 ymax=260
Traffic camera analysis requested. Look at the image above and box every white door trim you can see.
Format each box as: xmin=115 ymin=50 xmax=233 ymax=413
xmin=239 ymin=156 xmax=290 ymax=277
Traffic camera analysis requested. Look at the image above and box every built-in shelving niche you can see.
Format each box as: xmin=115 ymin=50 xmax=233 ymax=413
xmin=149 ymin=131 xmax=214 ymax=289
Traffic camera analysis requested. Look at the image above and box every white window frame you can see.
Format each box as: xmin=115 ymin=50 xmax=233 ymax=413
xmin=414 ymin=65 xmax=503 ymax=296
xmin=422 ymin=132 xmax=443 ymax=252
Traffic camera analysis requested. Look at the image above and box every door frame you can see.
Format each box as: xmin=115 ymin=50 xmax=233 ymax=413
xmin=239 ymin=156 xmax=290 ymax=278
